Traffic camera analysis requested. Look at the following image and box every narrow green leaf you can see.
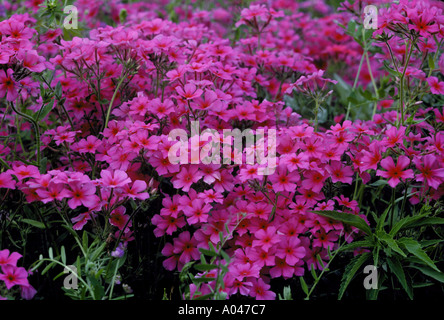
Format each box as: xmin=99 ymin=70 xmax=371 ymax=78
xmin=61 ymin=246 xmax=66 ymax=265
xmin=409 ymin=265 xmax=444 ymax=283
xmin=21 ymin=218 xmax=46 ymax=229
xmin=386 ymin=257 xmax=413 ymax=299
xmin=199 ymin=248 xmax=217 ymax=257
xmin=389 ymin=214 xmax=429 ymax=237
xmin=377 ymin=231 xmax=406 ymax=257
xmin=194 ymin=264 xmax=219 ymax=272
xmin=82 ymin=231 xmax=88 ymax=252
xmin=310 ymin=266 xmax=318 ymax=281
xmin=338 ymin=252 xmax=370 ymax=300
xmin=338 ymin=238 xmax=374 ymax=252
xmin=404 ymin=217 xmax=444 ymax=229
xmin=311 ymin=210 xmax=372 ymax=235
xmin=299 ymin=277 xmax=309 ymax=295
xmin=41 ymin=261 xmax=55 ymax=275
xmin=220 ymin=250 xmax=231 ymax=263
xmin=398 ymin=238 xmax=440 ymax=272
xmin=192 ymin=277 xmax=216 ymax=284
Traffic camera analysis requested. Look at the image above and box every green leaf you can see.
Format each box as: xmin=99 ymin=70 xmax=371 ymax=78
xmin=220 ymin=250 xmax=231 ymax=263
xmin=39 ymin=157 xmax=48 ymax=174
xmin=409 ymin=265 xmax=444 ymax=283
xmin=376 ymin=206 xmax=391 ymax=233
xmin=82 ymin=231 xmax=88 ymax=252
xmin=403 ymin=217 xmax=444 ymax=229
xmin=35 ymin=102 xmax=53 ymax=122
xmin=192 ymin=277 xmax=216 ymax=284
xmin=398 ymin=238 xmax=440 ymax=272
xmin=55 ymin=81 xmax=62 ymax=98
xmin=311 ymin=210 xmax=372 ymax=235
xmin=389 ymin=213 xmax=429 ymax=237
xmin=21 ymin=218 xmax=46 ymax=229
xmin=61 ymin=246 xmax=66 ymax=265
xmin=369 ymin=180 xmax=388 ymax=187
xmin=338 ymin=252 xmax=370 ymax=300
xmin=377 ymin=231 xmax=406 ymax=257
xmin=386 ymin=256 xmax=413 ymax=299
xmin=338 ymin=238 xmax=375 ymax=252
xmin=194 ymin=264 xmax=219 ymax=272
xmin=299 ymin=277 xmax=309 ymax=296
xmin=428 ymin=54 xmax=435 ymax=71
xmin=41 ymin=261 xmax=56 ymax=275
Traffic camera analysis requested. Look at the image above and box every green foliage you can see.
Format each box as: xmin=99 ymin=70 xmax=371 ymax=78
xmin=312 ymin=202 xmax=444 ymax=300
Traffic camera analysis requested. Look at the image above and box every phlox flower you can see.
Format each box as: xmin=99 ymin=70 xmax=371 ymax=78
xmin=0 ymin=249 xmax=22 ymax=266
xmin=182 ymin=199 xmax=212 ymax=225
xmin=269 ymin=164 xmax=299 ymax=193
xmin=249 ymin=278 xmax=276 ymax=300
xmin=230 ymin=262 xmax=261 ymax=281
xmin=71 ymin=212 xmax=95 ymax=230
xmin=65 ymin=181 xmax=99 ymax=209
xmin=109 ymin=206 xmax=131 ymax=231
xmin=0 ymin=265 xmax=29 ymax=290
xmin=99 ymin=169 xmax=132 ymax=188
xmin=172 ymin=231 xmax=200 ymax=266
xmin=0 ymin=172 xmax=16 ymax=189
xmin=120 ymin=180 xmax=150 ymax=200
xmin=275 ymin=237 xmax=306 ymax=266
xmin=301 ymin=169 xmax=327 ymax=193
xmin=427 ymin=76 xmax=444 ymax=95
xmin=326 ymin=161 xmax=354 ymax=184
xmin=151 ymin=213 xmax=186 ymax=237
xmin=76 ymin=135 xmax=101 ymax=153
xmin=172 ymin=166 xmax=203 ymax=192
xmin=226 ymin=273 xmax=253 ymax=296
xmin=175 ymin=83 xmax=203 ymax=100
xmin=252 ymin=226 xmax=280 ymax=251
xmin=413 ymin=154 xmax=444 ymax=190
xmin=8 ymin=164 xmax=40 ymax=181
xmin=0 ymin=68 xmax=18 ymax=101
xmin=376 ymin=156 xmax=414 ymax=188
xmin=35 ymin=182 xmax=69 ymax=203
xmin=312 ymin=230 xmax=339 ymax=250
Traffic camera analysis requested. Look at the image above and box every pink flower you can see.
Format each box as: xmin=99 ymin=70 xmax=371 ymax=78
xmin=376 ymin=156 xmax=414 ymax=188
xmin=109 ymin=206 xmax=130 ymax=231
xmin=252 ymin=226 xmax=280 ymax=251
xmin=413 ymin=154 xmax=444 ymax=190
xmin=0 ymin=249 xmax=22 ymax=266
xmin=275 ymin=237 xmax=306 ymax=266
xmin=175 ymin=83 xmax=203 ymax=100
xmin=0 ymin=172 xmax=16 ymax=189
xmin=302 ymin=169 xmax=327 ymax=193
xmin=65 ymin=181 xmax=99 ymax=209
xmin=0 ymin=68 xmax=19 ymax=101
xmin=172 ymin=231 xmax=200 ymax=266
xmin=36 ymin=182 xmax=70 ymax=203
xmin=427 ymin=76 xmax=444 ymax=95
xmin=121 ymin=180 xmax=150 ymax=200
xmin=99 ymin=169 xmax=132 ymax=188
xmin=9 ymin=164 xmax=40 ymax=181
xmin=0 ymin=265 xmax=30 ymax=290
xmin=326 ymin=161 xmax=354 ymax=184
xmin=249 ymin=278 xmax=276 ymax=300
xmin=268 ymin=164 xmax=299 ymax=192
xmin=172 ymin=166 xmax=203 ymax=192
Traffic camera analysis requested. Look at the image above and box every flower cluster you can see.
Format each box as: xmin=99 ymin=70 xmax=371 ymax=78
xmin=0 ymin=0 xmax=443 ymax=300
xmin=0 ymin=249 xmax=36 ymax=300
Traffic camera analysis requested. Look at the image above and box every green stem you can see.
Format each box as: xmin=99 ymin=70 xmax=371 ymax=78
xmin=398 ymin=38 xmax=416 ymax=128
xmin=103 ymin=73 xmax=127 ymax=132
xmin=365 ymin=50 xmax=380 ymax=120
xmin=345 ymin=52 xmax=365 ymax=121
xmin=10 ymin=102 xmax=41 ymax=167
